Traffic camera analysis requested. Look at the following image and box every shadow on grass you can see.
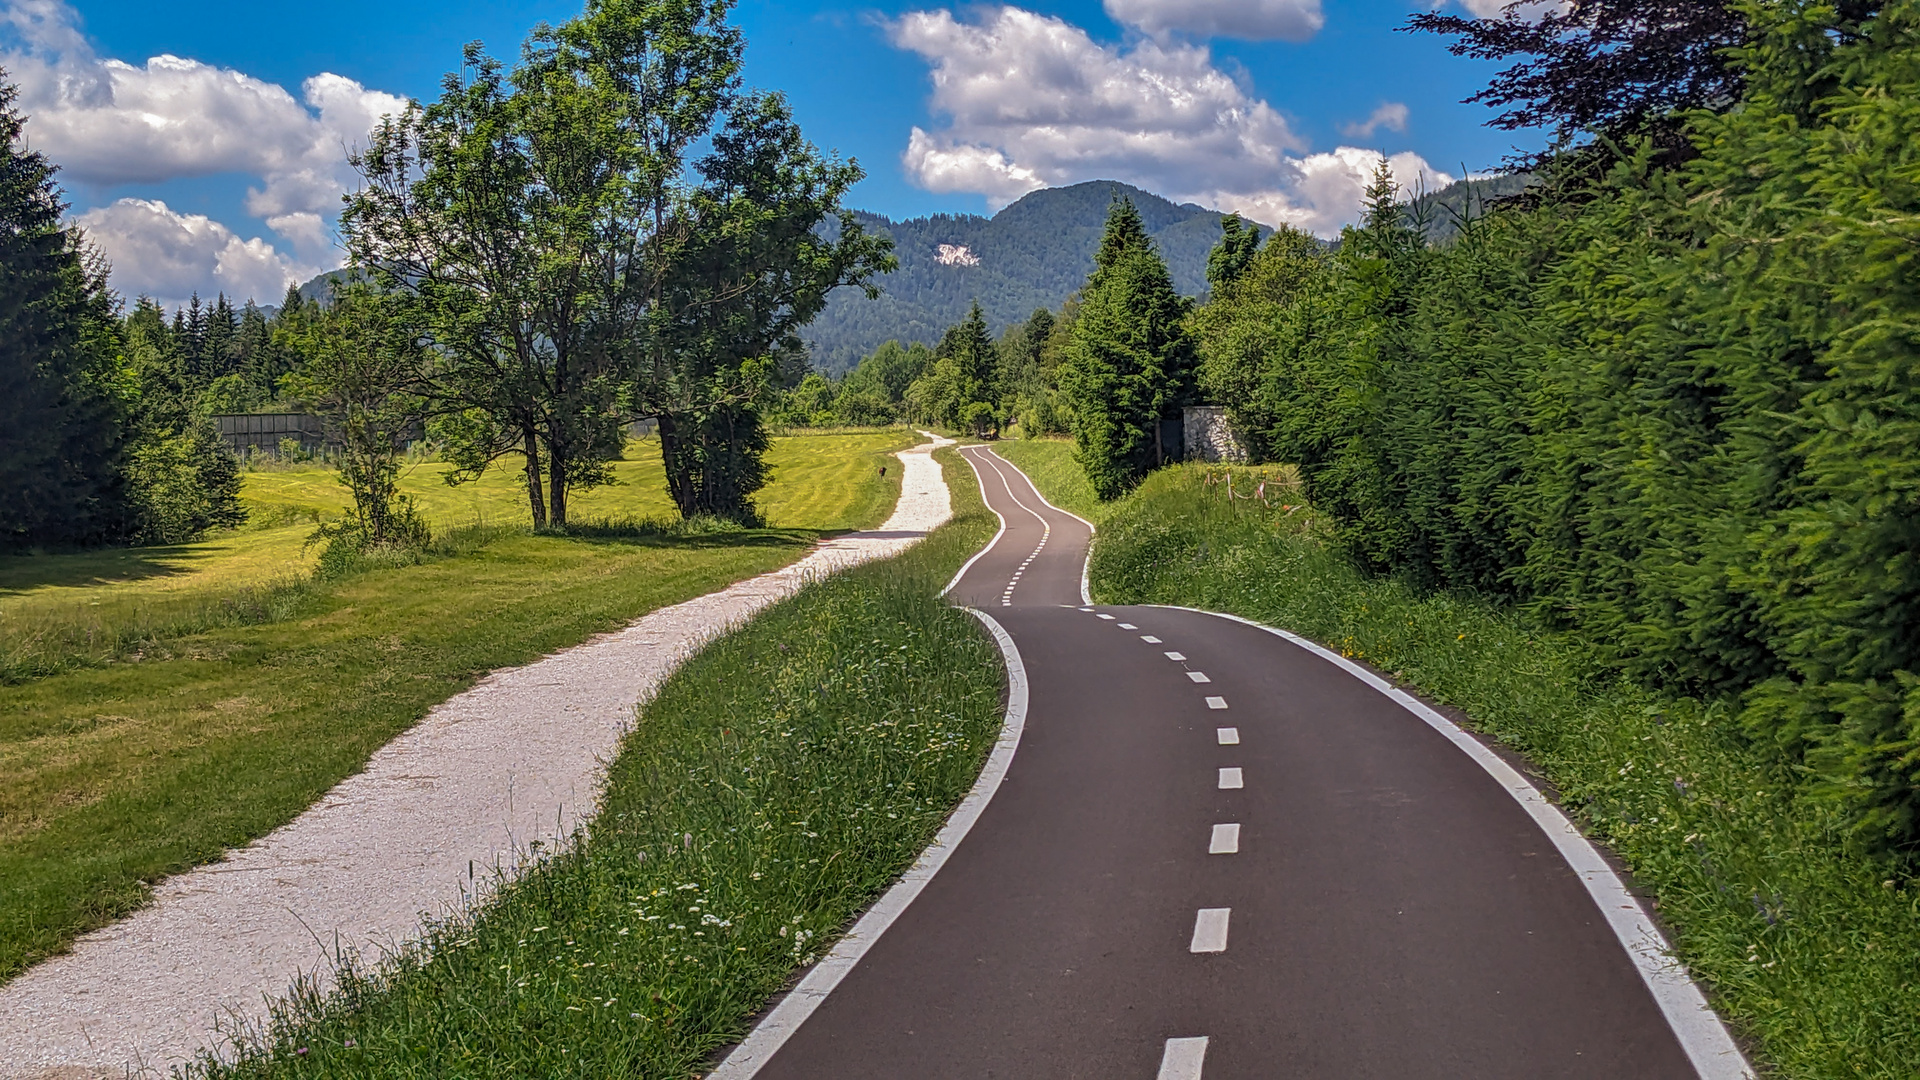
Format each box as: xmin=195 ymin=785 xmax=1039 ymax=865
xmin=539 ymin=514 xmax=835 ymax=551
xmin=550 ymin=528 xmax=831 ymax=551
xmin=0 ymin=545 xmax=211 ymax=596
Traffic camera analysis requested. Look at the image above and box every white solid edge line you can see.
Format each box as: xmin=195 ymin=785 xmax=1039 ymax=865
xmin=978 ymin=447 xmax=1096 ymax=606
xmin=1159 ymin=1036 xmax=1209 ymax=1080
xmin=707 ymin=609 xmax=1030 ymax=1079
xmin=940 ymin=448 xmax=1009 ymax=598
xmin=1149 ymin=605 xmax=1754 ymax=1080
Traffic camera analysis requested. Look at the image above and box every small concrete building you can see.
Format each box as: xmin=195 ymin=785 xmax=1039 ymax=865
xmin=1183 ymin=405 xmax=1247 ymax=463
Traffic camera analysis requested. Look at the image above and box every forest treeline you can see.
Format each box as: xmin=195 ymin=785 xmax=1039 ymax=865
xmin=3 ymin=0 xmax=888 ymax=553
xmin=0 ymin=79 xmax=261 ymax=551
xmin=777 ymin=195 xmax=1197 ymax=503
xmin=1193 ymin=0 xmax=1920 ymax=851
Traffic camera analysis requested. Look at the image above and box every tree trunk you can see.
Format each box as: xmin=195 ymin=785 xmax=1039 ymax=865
xmin=658 ymin=414 xmax=696 ymax=518
xmin=548 ymin=445 xmax=568 ymax=528
xmin=523 ymin=427 xmax=548 ymax=530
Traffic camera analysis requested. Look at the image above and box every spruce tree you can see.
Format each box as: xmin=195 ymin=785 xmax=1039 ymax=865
xmin=1059 ymin=197 xmax=1195 ymax=498
xmin=946 ymin=301 xmax=997 ymax=436
xmin=0 ymin=73 xmax=129 ymax=549
xmin=1206 ymin=213 xmax=1261 ymax=292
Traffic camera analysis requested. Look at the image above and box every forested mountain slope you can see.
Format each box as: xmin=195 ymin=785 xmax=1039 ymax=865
xmin=803 ymin=181 xmax=1258 ymax=374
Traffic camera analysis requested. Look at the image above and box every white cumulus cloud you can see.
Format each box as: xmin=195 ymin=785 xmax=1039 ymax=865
xmin=2 ymin=0 xmax=404 ymax=301
xmin=888 ymin=6 xmax=1450 ymax=237
xmin=1102 ymin=0 xmax=1324 ymax=42
xmin=1340 ymin=102 xmax=1410 ymax=140
xmin=75 ymin=199 xmax=319 ymax=310
xmin=1453 ymin=0 xmax=1567 ymax=18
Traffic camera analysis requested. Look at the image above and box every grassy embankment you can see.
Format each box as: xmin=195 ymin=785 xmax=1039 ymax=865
xmin=1033 ymin=458 xmax=1918 ymax=1079
xmin=0 ymin=430 xmax=915 ymax=984
xmin=201 ymin=445 xmax=1003 ymax=1077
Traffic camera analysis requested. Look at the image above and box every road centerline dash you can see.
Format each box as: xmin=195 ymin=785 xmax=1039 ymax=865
xmin=1216 ymin=727 xmax=1238 ymax=745
xmin=1158 ymin=1037 xmax=1209 ymax=1080
xmin=1218 ymin=767 xmax=1243 ymax=789
xmin=1189 ymin=908 xmax=1231 ymax=953
xmin=1210 ymin=824 xmax=1241 ymax=854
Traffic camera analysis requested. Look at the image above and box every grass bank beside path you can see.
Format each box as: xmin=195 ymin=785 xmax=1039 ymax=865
xmin=202 ymin=446 xmax=1004 ymax=1078
xmin=1069 ymin=464 xmax=1920 ymax=1079
xmin=0 ymin=431 xmax=915 ymax=984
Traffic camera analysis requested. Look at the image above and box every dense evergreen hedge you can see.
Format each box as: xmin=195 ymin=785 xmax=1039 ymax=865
xmin=1196 ymin=1 xmax=1920 ymax=851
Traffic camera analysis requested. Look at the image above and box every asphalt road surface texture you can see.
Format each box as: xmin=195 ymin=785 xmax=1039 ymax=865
xmin=744 ymin=445 xmax=1716 ymax=1079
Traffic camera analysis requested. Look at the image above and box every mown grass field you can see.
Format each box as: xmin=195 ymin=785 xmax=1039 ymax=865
xmin=201 ymin=446 xmax=1003 ymax=1077
xmin=0 ymin=430 xmax=916 ymax=984
xmin=1 ymin=430 xmax=912 ymax=622
xmin=1068 ymin=463 xmax=1920 ymax=1079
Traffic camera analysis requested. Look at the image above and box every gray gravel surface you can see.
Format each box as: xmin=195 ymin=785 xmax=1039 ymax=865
xmin=0 ymin=435 xmax=953 ymax=1079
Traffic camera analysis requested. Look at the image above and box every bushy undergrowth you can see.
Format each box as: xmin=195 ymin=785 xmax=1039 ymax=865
xmin=197 ymin=448 xmax=1004 ymax=1078
xmin=1193 ymin=3 xmax=1920 ymax=851
xmin=1093 ymin=465 xmax=1920 ymax=1078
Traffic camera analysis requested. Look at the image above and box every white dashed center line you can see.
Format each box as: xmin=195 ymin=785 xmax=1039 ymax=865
xmin=1158 ymin=1037 xmax=1209 ymax=1080
xmin=1096 ymin=613 xmax=1115 ymax=620
xmin=1210 ymin=823 xmax=1241 ymax=854
xmin=1140 ymin=635 xmax=1162 ymax=644
xmin=1163 ymin=651 xmax=1186 ymax=661
xmin=1117 ymin=622 xmax=1138 ymax=630
xmin=1205 ymin=696 xmax=1229 ymax=710
xmin=1189 ymin=908 xmax=1231 ymax=953
xmin=1186 ymin=671 xmax=1212 ymax=683
xmin=1218 ymin=767 xmax=1243 ymax=789
xmin=1079 ymin=606 xmax=1094 ymax=612
xmin=1216 ymin=727 xmax=1239 ymax=745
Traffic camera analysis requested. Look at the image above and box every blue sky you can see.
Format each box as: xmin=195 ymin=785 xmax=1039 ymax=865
xmin=2 ymin=0 xmax=1533 ymax=307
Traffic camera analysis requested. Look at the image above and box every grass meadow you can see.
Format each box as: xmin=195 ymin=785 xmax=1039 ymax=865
xmin=0 ymin=430 xmax=916 ymax=984
xmin=1071 ymin=463 xmax=1920 ymax=1078
xmin=197 ymin=445 xmax=1004 ymax=1077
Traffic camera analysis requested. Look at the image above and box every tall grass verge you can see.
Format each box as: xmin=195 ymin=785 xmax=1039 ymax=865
xmin=195 ymin=446 xmax=1002 ymax=1077
xmin=1087 ymin=464 xmax=1920 ymax=1078
xmin=0 ymin=523 xmax=521 ymax=685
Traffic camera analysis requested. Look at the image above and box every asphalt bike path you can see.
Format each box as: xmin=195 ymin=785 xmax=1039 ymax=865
xmin=725 ymin=445 xmax=1746 ymax=1079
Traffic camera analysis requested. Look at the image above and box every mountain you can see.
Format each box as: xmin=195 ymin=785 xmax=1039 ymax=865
xmin=803 ymin=180 xmax=1262 ymax=375
xmin=1407 ymin=173 xmax=1534 ymax=244
xmin=289 ymin=182 xmax=1258 ymax=377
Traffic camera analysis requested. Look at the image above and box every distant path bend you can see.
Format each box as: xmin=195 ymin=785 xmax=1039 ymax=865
xmin=0 ymin=434 xmax=954 ymax=1080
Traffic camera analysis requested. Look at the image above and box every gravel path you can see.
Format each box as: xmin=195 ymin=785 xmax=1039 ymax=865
xmin=0 ymin=435 xmax=954 ymax=1080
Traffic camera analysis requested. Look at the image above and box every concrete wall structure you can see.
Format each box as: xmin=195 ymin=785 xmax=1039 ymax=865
xmin=1183 ymin=406 xmax=1247 ymax=463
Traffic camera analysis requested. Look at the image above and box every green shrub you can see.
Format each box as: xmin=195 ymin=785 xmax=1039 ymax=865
xmin=1191 ymin=3 xmax=1920 ymax=852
